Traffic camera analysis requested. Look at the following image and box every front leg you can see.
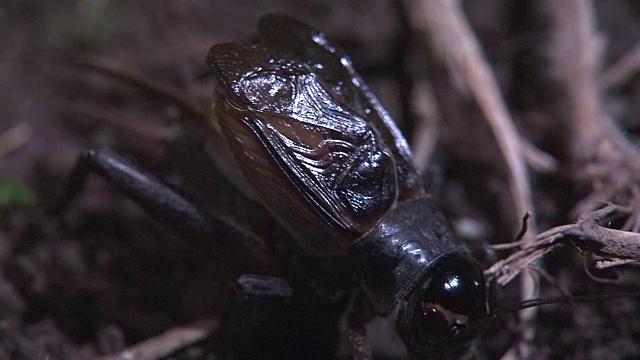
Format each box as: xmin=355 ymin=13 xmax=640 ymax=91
xmin=218 ymin=274 xmax=349 ymax=359
xmin=346 ymin=292 xmax=374 ymax=360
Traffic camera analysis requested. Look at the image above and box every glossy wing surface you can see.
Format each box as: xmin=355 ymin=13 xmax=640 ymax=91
xmin=257 ymin=14 xmax=423 ymax=199
xmin=207 ymin=15 xmax=422 ymax=255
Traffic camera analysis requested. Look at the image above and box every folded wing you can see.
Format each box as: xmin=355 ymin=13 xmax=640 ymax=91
xmin=207 ymin=15 xmax=423 ymax=256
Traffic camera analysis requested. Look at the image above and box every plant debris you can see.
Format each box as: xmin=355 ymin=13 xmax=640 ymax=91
xmin=2 ymin=1 xmax=640 ymax=359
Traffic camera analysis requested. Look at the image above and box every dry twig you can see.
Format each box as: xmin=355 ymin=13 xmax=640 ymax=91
xmin=486 ymin=205 xmax=640 ymax=285
xmin=402 ymin=0 xmax=538 ymax=357
xmin=410 ymin=79 xmax=441 ymax=173
xmin=98 ymin=320 xmax=217 ymax=360
xmin=521 ymin=141 xmax=558 ymax=173
xmin=404 ymin=0 xmax=534 ymax=228
xmin=75 ymin=56 xmax=209 ymax=119
xmin=602 ymin=41 xmax=640 ymax=91
xmin=0 ymin=123 xmax=31 ymax=159
xmin=546 ymin=0 xmax=640 ymax=220
xmin=56 ymin=100 xmax=171 ymax=141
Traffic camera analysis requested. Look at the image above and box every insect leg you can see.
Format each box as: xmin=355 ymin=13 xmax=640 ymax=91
xmin=217 ymin=275 xmax=346 ymax=359
xmin=234 ymin=274 xmax=294 ymax=299
xmin=53 ymin=148 xmax=216 ymax=240
xmin=215 ymin=275 xmax=293 ymax=357
xmin=346 ymin=293 xmax=374 ymax=360
xmin=53 ymin=148 xmax=280 ymax=273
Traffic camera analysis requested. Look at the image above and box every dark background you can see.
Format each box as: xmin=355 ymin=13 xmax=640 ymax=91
xmin=1 ymin=0 xmax=640 ymax=359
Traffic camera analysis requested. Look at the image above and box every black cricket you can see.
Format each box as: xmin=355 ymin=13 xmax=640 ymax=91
xmin=57 ymin=14 xmax=488 ymax=359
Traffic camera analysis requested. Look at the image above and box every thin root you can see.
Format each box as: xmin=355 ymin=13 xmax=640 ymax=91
xmin=98 ymin=320 xmax=217 ymax=360
xmin=0 ymin=123 xmax=31 ymax=159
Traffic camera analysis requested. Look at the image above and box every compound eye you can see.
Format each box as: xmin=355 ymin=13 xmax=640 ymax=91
xmin=414 ymin=298 xmax=460 ymax=344
xmin=416 ymin=271 xmax=483 ymax=343
xmin=399 ymin=255 xmax=487 ymax=352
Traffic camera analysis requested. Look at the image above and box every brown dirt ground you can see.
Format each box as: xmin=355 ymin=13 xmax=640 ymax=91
xmin=1 ymin=0 xmax=640 ymax=359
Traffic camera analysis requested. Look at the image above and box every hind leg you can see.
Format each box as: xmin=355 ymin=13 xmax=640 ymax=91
xmin=53 ymin=148 xmax=278 ymax=269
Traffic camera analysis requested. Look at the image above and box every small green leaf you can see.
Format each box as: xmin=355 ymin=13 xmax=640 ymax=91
xmin=0 ymin=177 xmax=36 ymax=208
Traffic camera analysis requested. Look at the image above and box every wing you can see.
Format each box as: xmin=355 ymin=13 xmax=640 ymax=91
xmin=257 ymin=14 xmax=423 ymax=199
xmin=207 ymin=15 xmax=423 ymax=256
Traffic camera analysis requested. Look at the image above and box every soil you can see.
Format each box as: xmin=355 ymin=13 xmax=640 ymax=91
xmin=1 ymin=0 xmax=640 ymax=359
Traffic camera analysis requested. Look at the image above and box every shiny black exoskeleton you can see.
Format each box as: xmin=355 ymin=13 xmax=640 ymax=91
xmin=353 ymin=198 xmax=486 ymax=355
xmin=57 ymin=14 xmax=488 ymax=359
